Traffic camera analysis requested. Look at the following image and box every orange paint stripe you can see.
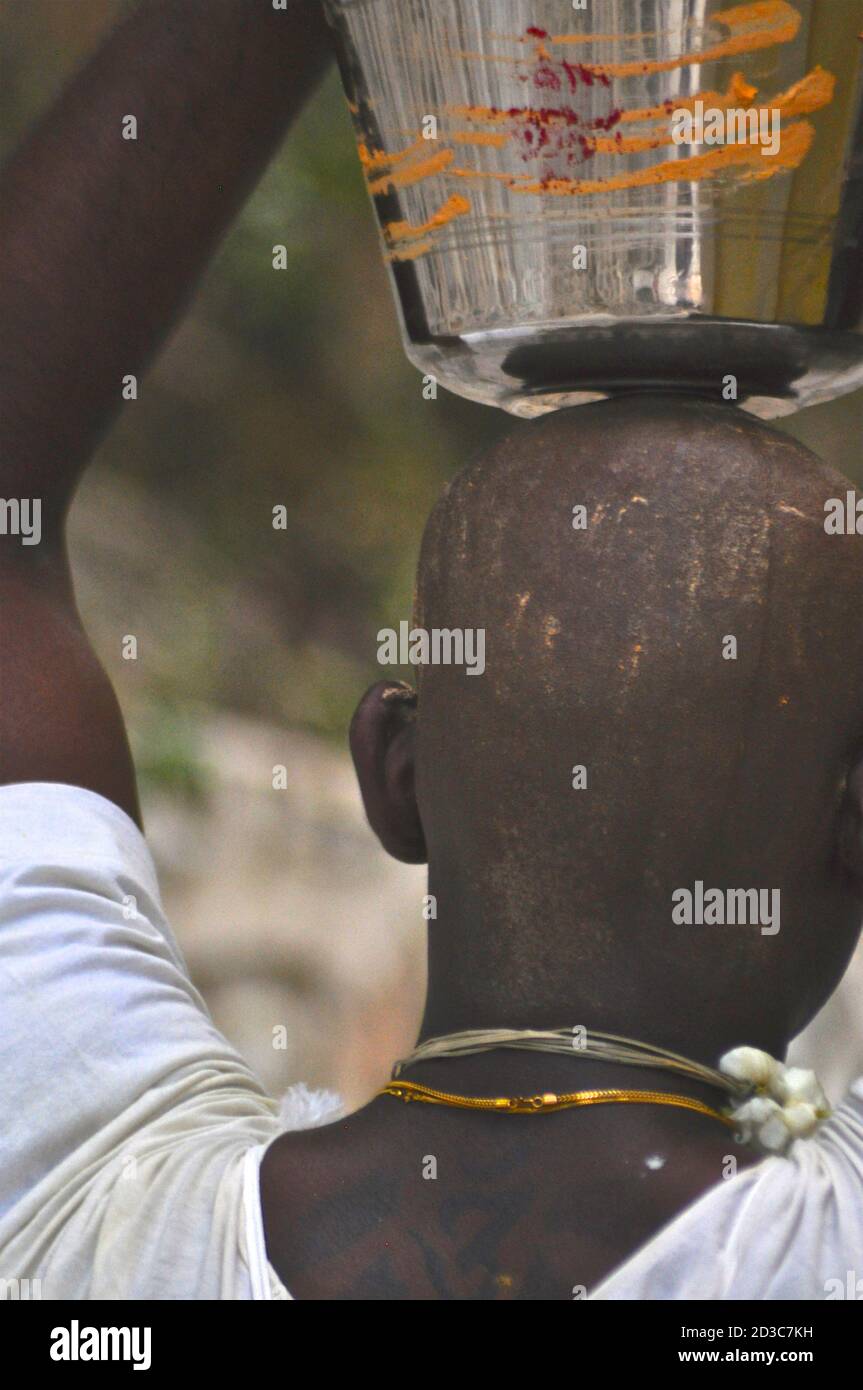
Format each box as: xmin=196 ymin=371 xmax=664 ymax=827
xmin=446 ymin=104 xmax=552 ymax=126
xmin=591 ymin=133 xmax=667 ymax=154
xmin=552 ymin=0 xmax=801 ymax=77
xmin=449 ymin=167 xmax=521 ymax=184
xmin=592 ymin=66 xmax=833 ymax=153
xmin=448 ymin=72 xmax=758 ymax=129
xmin=449 ymin=130 xmax=510 ymax=147
xmin=620 ymin=73 xmax=758 ymax=123
xmin=358 ymin=138 xmax=426 ymax=172
xmin=383 ymin=193 xmax=471 ymax=244
xmin=444 ymin=61 xmax=830 ymax=162
xmin=510 ymin=117 xmax=814 ymax=196
xmin=773 ymin=65 xmax=835 ymax=118
xmin=368 ymin=148 xmax=454 ymax=195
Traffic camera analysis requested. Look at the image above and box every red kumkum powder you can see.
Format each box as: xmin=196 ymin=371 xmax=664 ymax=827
xmin=509 ymin=27 xmax=617 ymax=164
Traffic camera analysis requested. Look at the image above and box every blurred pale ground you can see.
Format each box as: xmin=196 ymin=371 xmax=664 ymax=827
xmin=2 ymin=0 xmax=862 ymax=1110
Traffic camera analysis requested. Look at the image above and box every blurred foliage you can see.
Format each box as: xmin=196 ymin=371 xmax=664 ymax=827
xmin=1 ymin=0 xmax=861 ymax=780
xmin=134 ymin=699 xmax=212 ymax=805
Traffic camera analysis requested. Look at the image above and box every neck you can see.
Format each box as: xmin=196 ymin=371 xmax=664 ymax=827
xmin=420 ymin=875 xmax=790 ymax=1070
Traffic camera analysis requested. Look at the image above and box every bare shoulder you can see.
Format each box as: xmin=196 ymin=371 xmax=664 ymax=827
xmin=259 ymin=1103 xmax=423 ymax=1300
xmin=259 ymin=1099 xmax=756 ymax=1300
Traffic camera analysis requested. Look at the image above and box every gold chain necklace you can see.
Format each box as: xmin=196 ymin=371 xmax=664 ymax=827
xmin=381 ymin=1078 xmax=735 ymax=1128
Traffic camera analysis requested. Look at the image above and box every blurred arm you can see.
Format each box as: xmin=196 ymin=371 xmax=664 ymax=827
xmin=0 ymin=0 xmax=332 ymax=822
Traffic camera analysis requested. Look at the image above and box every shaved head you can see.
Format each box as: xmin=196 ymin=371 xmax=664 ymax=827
xmin=405 ymin=396 xmax=863 ymax=1055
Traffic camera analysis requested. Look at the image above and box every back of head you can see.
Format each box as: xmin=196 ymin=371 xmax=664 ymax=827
xmin=414 ymin=396 xmax=863 ymax=1054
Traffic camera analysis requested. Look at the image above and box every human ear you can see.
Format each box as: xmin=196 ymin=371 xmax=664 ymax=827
xmin=349 ymin=680 xmax=426 ymax=864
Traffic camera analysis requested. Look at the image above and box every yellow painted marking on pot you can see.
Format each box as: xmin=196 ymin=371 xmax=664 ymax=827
xmin=511 ymin=118 xmax=814 ymax=196
xmin=383 ymin=193 xmax=471 ymax=245
xmin=358 ymin=139 xmax=426 ymax=172
xmin=551 ymin=1 xmax=802 ymax=75
xmin=448 ymin=130 xmax=510 ymax=147
xmin=368 ymin=148 xmax=454 ymax=195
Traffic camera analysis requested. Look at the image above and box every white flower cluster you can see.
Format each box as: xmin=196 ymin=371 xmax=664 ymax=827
xmin=720 ymin=1046 xmax=832 ymax=1153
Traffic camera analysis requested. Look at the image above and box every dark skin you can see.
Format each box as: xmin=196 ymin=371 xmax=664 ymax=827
xmin=408 ymin=398 xmax=863 ymax=1053
xmin=1 ymin=2 xmax=861 ymax=1301
xmin=265 ymin=400 xmax=863 ymax=1299
xmin=261 ymin=1049 xmax=763 ymax=1299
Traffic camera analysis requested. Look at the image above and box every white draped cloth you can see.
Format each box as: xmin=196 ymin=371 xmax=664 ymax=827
xmin=1 ymin=782 xmax=862 ymax=1301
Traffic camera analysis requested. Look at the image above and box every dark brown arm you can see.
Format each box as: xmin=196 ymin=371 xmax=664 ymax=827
xmin=0 ymin=0 xmax=332 ymax=821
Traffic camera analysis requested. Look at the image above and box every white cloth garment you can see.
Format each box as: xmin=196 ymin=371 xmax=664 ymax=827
xmin=0 ymin=782 xmax=296 ymax=1300
xmin=1 ymin=782 xmax=862 ymax=1301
